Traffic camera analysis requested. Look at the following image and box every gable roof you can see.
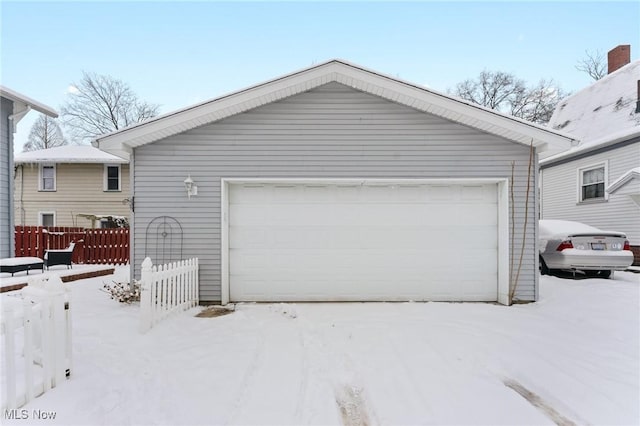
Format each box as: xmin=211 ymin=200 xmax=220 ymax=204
xmin=94 ymin=59 xmax=576 ymax=159
xmin=0 ymin=85 xmax=58 ymax=118
xmin=15 ymin=145 xmax=127 ymax=164
xmin=546 ymin=59 xmax=640 ymax=150
xmin=607 ymin=167 xmax=640 ymax=194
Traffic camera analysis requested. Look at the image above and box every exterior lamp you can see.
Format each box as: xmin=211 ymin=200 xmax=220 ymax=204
xmin=184 ymin=175 xmax=197 ymax=199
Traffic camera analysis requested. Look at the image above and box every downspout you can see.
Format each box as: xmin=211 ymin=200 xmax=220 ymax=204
xmin=129 ymin=150 xmax=135 ymax=285
xmin=7 ymin=106 xmax=31 ymax=257
xmin=14 ymin=164 xmax=25 ymax=225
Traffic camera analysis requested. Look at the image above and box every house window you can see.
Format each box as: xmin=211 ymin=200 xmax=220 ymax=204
xmin=104 ymin=165 xmax=121 ymax=191
xmin=39 ymin=212 xmax=56 ymax=227
xmin=579 ymin=163 xmax=607 ymax=202
xmin=39 ymin=164 xmax=56 ymax=191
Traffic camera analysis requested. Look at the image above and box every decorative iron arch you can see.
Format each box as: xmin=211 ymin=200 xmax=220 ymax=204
xmin=144 ymin=216 xmax=183 ymax=264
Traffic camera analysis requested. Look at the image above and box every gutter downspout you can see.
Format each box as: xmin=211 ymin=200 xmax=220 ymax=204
xmin=6 ymin=106 xmax=31 ymax=257
xmin=14 ymin=164 xmax=25 ymax=225
xmin=129 ymin=150 xmax=135 ymax=286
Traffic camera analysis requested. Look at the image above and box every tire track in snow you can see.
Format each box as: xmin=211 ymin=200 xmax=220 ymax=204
xmin=504 ymin=379 xmax=577 ymax=426
xmin=223 ymin=320 xmax=266 ymax=426
xmin=422 ymin=318 xmax=587 ymax=425
xmin=293 ymin=327 xmax=311 ymax=423
xmin=380 ymin=323 xmax=449 ymax=421
xmin=294 ymin=315 xmax=379 ymax=425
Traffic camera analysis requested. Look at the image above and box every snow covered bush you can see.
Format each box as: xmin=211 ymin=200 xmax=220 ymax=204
xmin=103 ymin=279 xmax=140 ymax=303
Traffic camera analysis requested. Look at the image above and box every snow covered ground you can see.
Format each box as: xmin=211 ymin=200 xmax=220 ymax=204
xmin=3 ymin=267 xmax=639 ymax=425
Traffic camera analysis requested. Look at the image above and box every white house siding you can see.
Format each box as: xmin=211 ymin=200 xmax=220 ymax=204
xmin=133 ymin=82 xmax=538 ymax=302
xmin=541 ymin=141 xmax=640 ymax=245
xmin=0 ymin=97 xmax=13 ymax=258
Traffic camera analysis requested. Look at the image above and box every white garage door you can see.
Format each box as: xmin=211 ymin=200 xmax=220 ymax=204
xmin=228 ymin=182 xmax=498 ymax=302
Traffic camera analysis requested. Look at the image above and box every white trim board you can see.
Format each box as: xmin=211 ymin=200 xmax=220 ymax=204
xmin=220 ymin=177 xmax=511 ymax=305
xmin=95 ymin=60 xmax=575 ymax=160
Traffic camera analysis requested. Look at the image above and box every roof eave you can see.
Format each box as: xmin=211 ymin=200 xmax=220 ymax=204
xmin=541 ymin=128 xmax=640 ymax=166
xmin=607 ymin=171 xmax=640 ymax=194
xmin=14 ymin=158 xmax=128 ymax=165
xmin=95 ymin=60 xmax=575 ymax=155
xmin=0 ymin=85 xmax=58 ymax=118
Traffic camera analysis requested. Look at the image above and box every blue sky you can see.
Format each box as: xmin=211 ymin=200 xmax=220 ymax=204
xmin=2 ymin=1 xmax=639 ymax=151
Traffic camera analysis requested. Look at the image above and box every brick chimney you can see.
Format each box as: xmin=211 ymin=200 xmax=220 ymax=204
xmin=608 ymin=45 xmax=631 ymax=74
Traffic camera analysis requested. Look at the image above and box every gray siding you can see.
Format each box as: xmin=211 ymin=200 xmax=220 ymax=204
xmin=134 ymin=82 xmax=538 ymax=302
xmin=0 ymin=97 xmax=13 ymax=258
xmin=541 ymin=142 xmax=640 ymax=245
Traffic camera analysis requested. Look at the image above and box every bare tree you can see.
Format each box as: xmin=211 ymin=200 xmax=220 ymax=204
xmin=23 ymin=114 xmax=68 ymax=151
xmin=575 ymin=50 xmax=606 ymax=81
xmin=451 ymin=70 xmax=566 ymax=124
xmin=61 ymin=72 xmax=159 ymax=142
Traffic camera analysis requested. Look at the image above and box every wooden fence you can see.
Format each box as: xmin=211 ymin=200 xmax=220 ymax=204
xmin=14 ymin=226 xmax=129 ymax=265
xmin=1 ymin=276 xmax=72 ymax=410
xmin=139 ymin=257 xmax=199 ymax=333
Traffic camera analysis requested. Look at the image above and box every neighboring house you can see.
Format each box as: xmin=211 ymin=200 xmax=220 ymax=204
xmin=1 ymin=86 xmax=58 ymax=258
xmin=14 ymin=145 xmax=130 ymax=228
xmin=95 ymin=59 xmax=574 ymax=305
xmin=541 ymin=45 xmax=640 ymax=264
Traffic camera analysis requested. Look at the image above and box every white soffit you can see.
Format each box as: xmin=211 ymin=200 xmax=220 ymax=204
xmin=0 ymin=85 xmax=58 ymax=118
xmin=94 ymin=60 xmax=576 ymax=156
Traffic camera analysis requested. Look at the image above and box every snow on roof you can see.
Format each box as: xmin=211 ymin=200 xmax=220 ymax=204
xmin=95 ymin=59 xmax=576 ymax=160
xmin=15 ymin=145 xmax=128 ymax=164
xmin=607 ymin=167 xmax=640 ymax=194
xmin=0 ymin=85 xmax=58 ymax=117
xmin=540 ymin=126 xmax=640 ymax=165
xmin=548 ymin=60 xmax=640 ymax=145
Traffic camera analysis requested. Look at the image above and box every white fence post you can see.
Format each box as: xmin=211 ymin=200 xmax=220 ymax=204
xmin=138 ymin=257 xmax=199 ymax=333
xmin=1 ymin=275 xmax=72 ymax=410
xmin=139 ymin=257 xmax=153 ymax=333
xmin=194 ymin=258 xmax=199 ymax=307
xmin=3 ymin=306 xmax=17 ymax=409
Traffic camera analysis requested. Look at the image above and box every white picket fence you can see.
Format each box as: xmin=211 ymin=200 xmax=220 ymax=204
xmin=139 ymin=257 xmax=199 ymax=332
xmin=1 ymin=276 xmax=72 ymax=410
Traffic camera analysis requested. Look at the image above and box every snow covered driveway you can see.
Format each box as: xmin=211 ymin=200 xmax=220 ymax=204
xmin=5 ymin=268 xmax=639 ymax=425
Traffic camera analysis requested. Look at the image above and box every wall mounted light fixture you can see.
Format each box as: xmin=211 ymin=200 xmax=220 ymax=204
xmin=184 ymin=175 xmax=198 ymax=199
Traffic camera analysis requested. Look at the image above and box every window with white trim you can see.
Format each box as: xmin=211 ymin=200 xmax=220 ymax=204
xmin=39 ymin=164 xmax=56 ymax=191
xmin=104 ymin=165 xmax=121 ymax=191
xmin=39 ymin=212 xmax=55 ymax=227
xmin=579 ymin=163 xmax=607 ymax=202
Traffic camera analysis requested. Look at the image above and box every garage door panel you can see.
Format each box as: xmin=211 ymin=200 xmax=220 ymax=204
xmin=229 ymin=275 xmax=498 ymax=302
xmin=228 ymin=182 xmax=498 ymax=302
xmin=230 ymin=248 xmax=494 ymax=277
xmin=230 ymin=226 xmax=497 ymax=250
xmin=230 ymin=203 xmax=497 ymax=228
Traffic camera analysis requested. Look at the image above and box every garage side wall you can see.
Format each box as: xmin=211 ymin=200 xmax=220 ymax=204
xmin=133 ymin=82 xmax=537 ymax=302
xmin=0 ymin=97 xmax=14 ymax=258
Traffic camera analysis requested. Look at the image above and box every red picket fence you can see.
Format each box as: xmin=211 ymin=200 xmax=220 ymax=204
xmin=14 ymin=226 xmax=129 ymax=265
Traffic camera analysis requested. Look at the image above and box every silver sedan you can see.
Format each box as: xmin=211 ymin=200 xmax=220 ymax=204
xmin=539 ymin=220 xmax=634 ymax=278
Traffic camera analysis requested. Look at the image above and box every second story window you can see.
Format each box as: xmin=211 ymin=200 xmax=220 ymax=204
xmin=39 ymin=164 xmax=56 ymax=191
xmin=104 ymin=165 xmax=121 ymax=191
xmin=579 ymin=163 xmax=607 ymax=202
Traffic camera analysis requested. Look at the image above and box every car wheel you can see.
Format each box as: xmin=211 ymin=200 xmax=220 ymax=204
xmin=539 ymin=256 xmax=550 ymax=275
